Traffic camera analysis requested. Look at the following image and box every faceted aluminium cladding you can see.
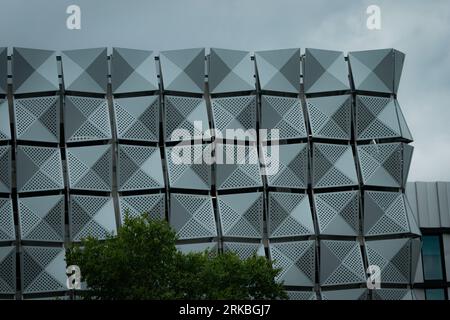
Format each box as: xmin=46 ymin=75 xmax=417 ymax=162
xmin=0 ymin=46 xmax=419 ymax=300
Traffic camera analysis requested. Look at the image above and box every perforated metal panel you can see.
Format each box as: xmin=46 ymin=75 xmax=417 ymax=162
xmin=0 ymin=146 xmax=11 ymax=193
xmin=18 ymin=195 xmax=64 ymax=242
xmin=268 ymin=192 xmax=314 ymax=238
xmin=165 ymin=144 xmax=211 ymax=191
xmin=217 ymin=192 xmax=263 ymax=239
xmin=209 ymin=48 xmax=254 ymax=94
xmin=365 ymin=238 xmax=418 ymax=284
xmin=269 ymin=241 xmax=315 ymax=287
xmin=319 ymin=240 xmax=366 ymax=286
xmin=364 ymin=191 xmax=411 ymax=236
xmin=286 ymin=291 xmax=317 ymax=300
xmin=69 ymin=195 xmax=116 ymax=241
xmin=169 ymin=193 xmax=216 ymax=240
xmin=111 ymin=48 xmax=158 ymax=94
xmin=314 ymin=191 xmax=359 ymax=236
xmin=304 ymin=48 xmax=350 ymax=94
xmin=61 ymin=48 xmax=108 ymax=94
xmin=64 ymin=95 xmax=112 ymax=143
xmin=21 ymin=246 xmax=66 ymax=294
xmin=216 ymin=143 xmax=262 ymax=190
xmin=321 ymin=288 xmax=369 ymax=300
xmin=306 ymin=95 xmax=351 ymax=140
xmin=222 ymin=242 xmax=265 ymax=260
xmin=66 ymin=144 xmax=112 ymax=192
xmin=312 ymin=143 xmax=358 ymax=188
xmin=0 ymin=99 xmax=11 ymax=141
xmin=255 ymin=48 xmax=300 ymax=93
xmin=160 ymin=48 xmax=205 ymax=94
xmin=0 ymin=246 xmax=16 ymax=294
xmin=118 ymin=144 xmax=164 ymax=191
xmin=165 ymin=95 xmax=209 ymax=142
xmin=0 ymin=198 xmax=15 ymax=241
xmin=357 ymin=142 xmax=413 ymax=188
xmin=119 ymin=193 xmax=165 ymax=223
xmin=356 ymin=95 xmax=412 ymax=141
xmin=211 ymin=95 xmax=257 ymax=141
xmin=372 ymin=288 xmax=413 ymax=300
xmin=114 ymin=95 xmax=159 ymax=142
xmin=12 ymin=47 xmax=59 ymax=94
xmin=263 ymin=143 xmax=308 ymax=188
xmin=16 ymin=145 xmax=64 ymax=193
xmin=260 ymin=95 xmax=306 ymax=141
xmin=14 ymin=96 xmax=59 ymax=143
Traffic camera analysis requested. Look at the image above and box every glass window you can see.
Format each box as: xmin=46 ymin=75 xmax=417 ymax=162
xmin=425 ymin=289 xmax=446 ymax=300
xmin=422 ymin=235 xmax=444 ymax=280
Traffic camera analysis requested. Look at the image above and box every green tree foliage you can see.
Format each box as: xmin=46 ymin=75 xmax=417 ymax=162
xmin=66 ymin=214 xmax=287 ymax=300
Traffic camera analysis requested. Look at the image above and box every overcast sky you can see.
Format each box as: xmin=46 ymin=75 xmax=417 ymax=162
xmin=1 ymin=0 xmax=449 ymax=181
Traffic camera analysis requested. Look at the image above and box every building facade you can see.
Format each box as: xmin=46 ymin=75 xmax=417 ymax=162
xmin=0 ymin=46 xmax=428 ymax=299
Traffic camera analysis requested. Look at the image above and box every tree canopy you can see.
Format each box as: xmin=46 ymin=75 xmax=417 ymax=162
xmin=66 ymin=214 xmax=287 ymax=300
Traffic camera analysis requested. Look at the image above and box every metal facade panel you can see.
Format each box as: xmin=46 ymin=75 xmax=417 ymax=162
xmin=69 ymin=195 xmax=117 ymax=241
xmin=314 ymin=191 xmax=359 ymax=236
xmin=66 ymin=144 xmax=113 ymax=192
xmin=0 ymin=198 xmax=15 ymax=241
xmin=255 ymin=48 xmax=300 ymax=93
xmin=215 ymin=143 xmax=262 ymax=190
xmin=260 ymin=95 xmax=307 ymax=141
xmin=111 ymin=47 xmax=158 ymax=94
xmin=165 ymin=95 xmax=209 ymax=142
xmin=64 ymin=95 xmax=112 ymax=143
xmin=263 ymin=143 xmax=308 ymax=189
xmin=286 ymin=291 xmax=317 ymax=301
xmin=211 ymin=95 xmax=257 ymax=141
xmin=169 ymin=193 xmax=216 ymax=240
xmin=209 ymin=48 xmax=254 ymax=94
xmin=416 ymin=182 xmax=440 ymax=228
xmin=372 ymin=288 xmax=413 ymax=300
xmin=14 ymin=96 xmax=60 ymax=143
xmin=312 ymin=143 xmax=358 ymax=189
xmin=349 ymin=49 xmax=403 ymax=94
xmin=268 ymin=192 xmax=314 ymax=238
xmin=165 ymin=144 xmax=212 ymax=191
xmin=0 ymin=98 xmax=11 ymax=141
xmin=12 ymin=47 xmax=59 ymax=94
xmin=160 ymin=48 xmax=205 ymax=94
xmin=321 ymin=288 xmax=369 ymax=300
xmin=117 ymin=144 xmax=164 ymax=192
xmin=365 ymin=238 xmax=418 ymax=284
xmin=357 ymin=142 xmax=412 ymax=188
xmin=304 ymin=48 xmax=350 ymax=94
xmin=0 ymin=48 xmax=7 ymax=94
xmin=437 ymin=182 xmax=450 ymax=228
xmin=113 ymin=95 xmax=159 ymax=142
xmin=61 ymin=48 xmax=108 ymax=94
xmin=0 ymin=246 xmax=16 ymax=294
xmin=217 ymin=192 xmax=263 ymax=239
xmin=0 ymin=146 xmax=11 ymax=193
xmin=119 ymin=194 xmax=165 ymax=223
xmin=306 ymin=95 xmax=351 ymax=140
xmin=16 ymin=145 xmax=64 ymax=193
xmin=269 ymin=240 xmax=315 ymax=287
xmin=21 ymin=246 xmax=66 ymax=294
xmin=319 ymin=240 xmax=366 ymax=286
xmin=18 ymin=195 xmax=64 ymax=242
